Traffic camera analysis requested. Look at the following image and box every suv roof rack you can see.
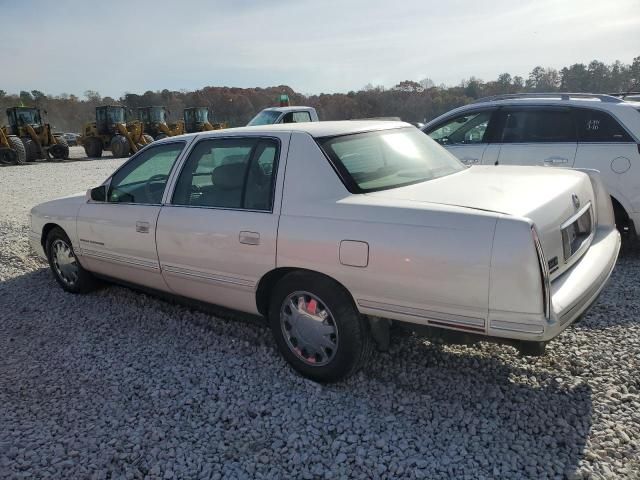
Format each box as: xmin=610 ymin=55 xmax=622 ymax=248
xmin=608 ymin=91 xmax=640 ymax=99
xmin=471 ymin=92 xmax=624 ymax=104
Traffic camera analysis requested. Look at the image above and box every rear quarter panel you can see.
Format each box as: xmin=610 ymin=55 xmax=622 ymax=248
xmin=276 ymin=132 xmax=497 ymax=330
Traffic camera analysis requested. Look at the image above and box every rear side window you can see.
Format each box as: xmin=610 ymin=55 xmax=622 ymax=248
xmin=172 ymin=137 xmax=278 ymax=211
xmin=498 ymin=109 xmax=576 ymax=143
xmin=574 ymin=108 xmax=633 ymax=142
xmin=292 ymin=111 xmax=312 ymax=123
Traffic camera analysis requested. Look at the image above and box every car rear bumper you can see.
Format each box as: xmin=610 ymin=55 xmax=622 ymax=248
xmin=543 ymin=226 xmax=620 ymax=340
xmin=488 ymin=225 xmax=620 ymax=342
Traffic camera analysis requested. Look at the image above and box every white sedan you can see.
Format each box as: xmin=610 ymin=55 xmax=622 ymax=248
xmin=29 ymin=121 xmax=621 ymax=381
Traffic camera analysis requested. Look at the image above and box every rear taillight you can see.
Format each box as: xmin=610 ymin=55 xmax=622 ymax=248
xmin=532 ymin=226 xmax=551 ymax=319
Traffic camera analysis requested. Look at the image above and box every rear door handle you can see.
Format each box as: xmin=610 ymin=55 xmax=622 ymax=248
xmin=544 ymin=156 xmax=568 ymax=164
xmin=136 ymin=221 xmax=150 ymax=233
xmin=239 ymin=231 xmax=260 ymax=245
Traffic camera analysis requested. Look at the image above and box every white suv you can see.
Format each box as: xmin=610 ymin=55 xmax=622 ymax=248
xmin=423 ymin=93 xmax=640 ymax=237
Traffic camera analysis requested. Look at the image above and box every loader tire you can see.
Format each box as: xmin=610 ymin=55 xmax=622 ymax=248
xmin=52 ymin=136 xmax=70 ymax=160
xmin=7 ymin=137 xmax=26 ymax=165
xmin=110 ymin=135 xmax=130 ymax=158
xmin=21 ymin=138 xmax=38 ymax=162
xmin=84 ymin=137 xmax=103 ymax=158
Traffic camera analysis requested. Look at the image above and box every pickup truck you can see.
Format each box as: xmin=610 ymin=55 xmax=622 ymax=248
xmin=247 ymin=106 xmax=319 ymax=126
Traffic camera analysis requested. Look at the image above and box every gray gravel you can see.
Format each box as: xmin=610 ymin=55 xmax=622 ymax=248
xmin=1 ymin=157 xmax=639 ymax=479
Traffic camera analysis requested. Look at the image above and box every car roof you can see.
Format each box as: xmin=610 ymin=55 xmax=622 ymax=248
xmin=260 ymin=106 xmax=316 ymax=113
xmin=160 ymin=121 xmax=411 ymax=141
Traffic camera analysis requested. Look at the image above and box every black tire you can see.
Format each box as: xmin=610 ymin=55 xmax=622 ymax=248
xmin=155 ymin=133 xmax=168 ymax=140
xmin=53 ymin=136 xmax=70 ymax=160
xmin=143 ymin=134 xmax=154 ymax=145
xmin=7 ymin=136 xmax=26 ymax=164
xmin=268 ymin=271 xmax=373 ymax=382
xmin=45 ymin=227 xmax=97 ymax=294
xmin=84 ymin=137 xmax=103 ymax=158
xmin=21 ymin=137 xmax=38 ymax=162
xmin=110 ymin=135 xmax=130 ymax=158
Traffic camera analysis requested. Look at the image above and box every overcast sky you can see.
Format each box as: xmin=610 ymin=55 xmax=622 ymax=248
xmin=2 ymin=0 xmax=638 ymax=98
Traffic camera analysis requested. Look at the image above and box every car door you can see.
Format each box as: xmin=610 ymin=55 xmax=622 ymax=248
xmin=156 ymin=134 xmax=288 ymax=314
xmin=493 ymin=107 xmax=578 ymax=167
xmin=424 ymin=109 xmax=496 ymax=165
xmin=76 ymin=141 xmax=188 ymax=290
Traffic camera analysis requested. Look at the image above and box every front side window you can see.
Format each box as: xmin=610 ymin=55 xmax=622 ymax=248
xmin=498 ymin=109 xmax=576 ymax=143
xmin=574 ymin=108 xmax=633 ymax=142
xmin=172 ymin=137 xmax=278 ymax=211
xmin=107 ymin=143 xmax=185 ymax=204
xmin=427 ymin=110 xmax=493 ymax=145
xmin=319 ymin=127 xmax=465 ymax=193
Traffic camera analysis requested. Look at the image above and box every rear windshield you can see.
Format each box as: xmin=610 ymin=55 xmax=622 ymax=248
xmin=318 ymin=127 xmax=465 ymax=193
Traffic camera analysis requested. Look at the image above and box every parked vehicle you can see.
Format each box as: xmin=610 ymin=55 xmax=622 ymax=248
xmin=29 ymin=121 xmax=620 ymax=381
xmin=54 ymin=132 xmax=79 ymax=147
xmin=422 ymin=93 xmax=640 ymax=238
xmin=247 ymin=106 xmax=319 ymax=126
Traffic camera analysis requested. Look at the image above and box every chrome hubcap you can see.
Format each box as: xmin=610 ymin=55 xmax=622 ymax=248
xmin=280 ymin=291 xmax=339 ymax=366
xmin=51 ymin=239 xmax=78 ymax=286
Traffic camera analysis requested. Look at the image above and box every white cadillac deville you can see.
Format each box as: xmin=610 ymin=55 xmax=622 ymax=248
xmin=29 ymin=121 xmax=620 ymax=381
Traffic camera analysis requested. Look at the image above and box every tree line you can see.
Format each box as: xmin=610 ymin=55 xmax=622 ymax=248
xmin=1 ymin=56 xmax=638 ymax=133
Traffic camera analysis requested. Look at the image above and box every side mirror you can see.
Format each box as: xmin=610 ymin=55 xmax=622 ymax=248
xmin=88 ymin=185 xmax=107 ymax=202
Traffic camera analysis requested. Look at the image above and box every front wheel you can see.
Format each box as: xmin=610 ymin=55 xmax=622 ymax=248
xmin=45 ymin=227 xmax=97 ymax=293
xmin=269 ymin=271 xmax=373 ymax=382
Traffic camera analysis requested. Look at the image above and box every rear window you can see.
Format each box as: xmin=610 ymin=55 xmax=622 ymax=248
xmin=318 ymin=127 xmax=465 ymax=193
xmin=574 ymin=108 xmax=633 ymax=142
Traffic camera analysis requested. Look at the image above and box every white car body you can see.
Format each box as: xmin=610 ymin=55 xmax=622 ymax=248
xmin=422 ymin=93 xmax=640 ymax=237
xmin=247 ymin=106 xmax=319 ymax=126
xmin=29 ymin=121 xmax=620 ymax=378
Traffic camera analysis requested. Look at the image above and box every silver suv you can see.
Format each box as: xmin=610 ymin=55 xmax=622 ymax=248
xmin=423 ymin=93 xmax=640 ymax=237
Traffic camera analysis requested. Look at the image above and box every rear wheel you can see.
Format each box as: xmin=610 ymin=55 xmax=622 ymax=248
xmin=110 ymin=135 xmax=130 ymax=158
xmin=84 ymin=137 xmax=103 ymax=158
xmin=45 ymin=227 xmax=97 ymax=293
xmin=269 ymin=271 xmax=373 ymax=382
xmin=7 ymin=136 xmax=26 ymax=164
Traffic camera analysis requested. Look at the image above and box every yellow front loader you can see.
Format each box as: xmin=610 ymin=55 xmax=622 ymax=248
xmin=183 ymin=107 xmax=226 ymax=133
xmin=0 ymin=107 xmax=69 ymax=164
xmin=79 ymin=105 xmax=152 ymax=158
xmin=137 ymin=106 xmax=184 ymax=140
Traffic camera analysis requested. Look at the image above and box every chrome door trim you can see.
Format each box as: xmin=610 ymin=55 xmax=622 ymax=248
xmin=80 ymin=247 xmax=160 ymax=271
xmin=161 ymin=263 xmax=256 ymax=289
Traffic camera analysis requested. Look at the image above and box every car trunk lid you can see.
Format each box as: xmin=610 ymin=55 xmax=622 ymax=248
xmin=368 ymin=165 xmax=596 ymax=279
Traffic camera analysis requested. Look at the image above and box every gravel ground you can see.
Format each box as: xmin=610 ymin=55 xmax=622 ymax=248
xmin=1 ymin=157 xmax=639 ymax=479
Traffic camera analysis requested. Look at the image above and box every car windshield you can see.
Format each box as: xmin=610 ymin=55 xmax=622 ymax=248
xmin=149 ymin=108 xmax=165 ymax=123
xmin=247 ymin=110 xmax=281 ymax=126
xmin=319 ymin=127 xmax=465 ymax=192
xmin=16 ymin=109 xmax=39 ymax=125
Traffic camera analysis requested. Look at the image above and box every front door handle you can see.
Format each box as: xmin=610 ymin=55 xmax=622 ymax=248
xmin=136 ymin=221 xmax=150 ymax=233
xmin=239 ymin=231 xmax=260 ymax=245
xmin=544 ymin=156 xmax=569 ymax=164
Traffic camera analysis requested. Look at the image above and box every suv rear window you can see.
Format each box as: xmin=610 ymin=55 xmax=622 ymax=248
xmin=574 ymin=108 xmax=633 ymax=142
xmin=318 ymin=127 xmax=465 ymax=193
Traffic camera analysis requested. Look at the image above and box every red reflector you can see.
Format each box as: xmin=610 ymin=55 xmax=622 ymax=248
xmin=307 ymin=299 xmax=317 ymax=315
